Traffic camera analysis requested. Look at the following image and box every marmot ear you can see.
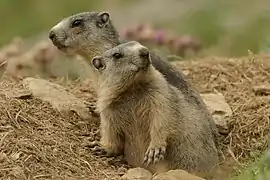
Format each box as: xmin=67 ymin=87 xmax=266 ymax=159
xmin=97 ymin=11 xmax=110 ymax=28
xmin=91 ymin=56 xmax=106 ymax=71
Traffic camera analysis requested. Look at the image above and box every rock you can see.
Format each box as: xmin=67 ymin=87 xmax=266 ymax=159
xmin=152 ymin=170 xmax=205 ymax=180
xmin=121 ymin=168 xmax=205 ymax=180
xmin=121 ymin=167 xmax=152 ymax=180
xmin=182 ymin=70 xmax=190 ymax=76
xmin=22 ymin=77 xmax=92 ymax=120
xmin=6 ymin=89 xmax=32 ymax=99
xmin=253 ymin=85 xmax=270 ymax=95
xmin=200 ymin=93 xmax=232 ymax=134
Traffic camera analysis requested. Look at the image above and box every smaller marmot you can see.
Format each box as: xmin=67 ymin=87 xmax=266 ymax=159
xmin=90 ymin=41 xmax=219 ymax=174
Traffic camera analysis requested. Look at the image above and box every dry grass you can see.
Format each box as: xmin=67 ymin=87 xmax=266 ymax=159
xmin=0 ymin=53 xmax=270 ymax=179
xmin=0 ymin=80 xmax=127 ymax=180
xmin=174 ymin=55 xmax=270 ymax=163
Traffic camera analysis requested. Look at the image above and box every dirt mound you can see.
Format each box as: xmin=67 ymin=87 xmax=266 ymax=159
xmin=1 ymin=53 xmax=270 ymax=179
xmin=173 ymin=55 xmax=270 ymax=162
xmin=0 ymin=80 xmax=127 ymax=180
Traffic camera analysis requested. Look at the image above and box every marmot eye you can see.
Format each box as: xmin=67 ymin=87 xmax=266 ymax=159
xmin=71 ymin=19 xmax=83 ymax=28
xmin=112 ymin=53 xmax=123 ymax=59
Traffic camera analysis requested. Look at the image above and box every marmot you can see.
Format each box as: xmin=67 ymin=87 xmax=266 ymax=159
xmin=89 ymin=41 xmax=219 ymax=174
xmin=48 ymin=11 xmax=198 ymax=94
xmin=48 ymin=11 xmax=219 ymax=147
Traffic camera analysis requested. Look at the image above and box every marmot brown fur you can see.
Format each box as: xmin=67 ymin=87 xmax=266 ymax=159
xmin=89 ymin=41 xmax=219 ymax=174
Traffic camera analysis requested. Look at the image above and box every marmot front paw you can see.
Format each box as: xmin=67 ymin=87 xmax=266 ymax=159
xmin=89 ymin=140 xmax=122 ymax=157
xmin=143 ymin=144 xmax=166 ymax=166
xmin=88 ymin=140 xmax=107 ymax=156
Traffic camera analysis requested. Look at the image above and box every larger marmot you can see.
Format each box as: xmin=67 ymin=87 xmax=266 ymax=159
xmin=48 ymin=11 xmax=190 ymax=93
xmin=48 ymin=12 xmax=202 ymax=96
xmin=89 ymin=41 xmax=219 ymax=174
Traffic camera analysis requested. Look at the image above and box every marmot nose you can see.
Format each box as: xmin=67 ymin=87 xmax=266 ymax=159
xmin=49 ymin=30 xmax=56 ymax=41
xmin=138 ymin=47 xmax=150 ymax=59
xmin=92 ymin=56 xmax=105 ymax=70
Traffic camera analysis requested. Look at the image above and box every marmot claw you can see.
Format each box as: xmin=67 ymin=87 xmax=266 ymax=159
xmin=143 ymin=145 xmax=166 ymax=166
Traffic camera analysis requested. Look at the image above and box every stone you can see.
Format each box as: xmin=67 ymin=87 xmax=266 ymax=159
xmin=253 ymin=85 xmax=270 ymax=95
xmin=200 ymin=93 xmax=232 ymax=134
xmin=152 ymin=169 xmax=205 ymax=180
xmin=22 ymin=77 xmax=92 ymax=120
xmin=121 ymin=167 xmax=152 ymax=180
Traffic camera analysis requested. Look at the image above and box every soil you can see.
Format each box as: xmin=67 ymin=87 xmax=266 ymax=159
xmin=0 ymin=40 xmax=269 ymax=179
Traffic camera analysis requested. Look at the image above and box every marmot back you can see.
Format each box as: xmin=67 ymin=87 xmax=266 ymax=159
xmin=89 ymin=41 xmax=219 ymax=174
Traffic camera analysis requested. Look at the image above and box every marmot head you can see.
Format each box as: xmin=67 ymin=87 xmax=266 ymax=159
xmin=91 ymin=41 xmax=151 ymax=89
xmin=48 ymin=11 xmax=119 ymax=57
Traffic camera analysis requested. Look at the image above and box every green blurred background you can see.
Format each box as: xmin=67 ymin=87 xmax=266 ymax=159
xmin=0 ymin=0 xmax=101 ymax=44
xmin=0 ymin=1 xmax=269 ymax=179
xmin=1 ymin=0 xmax=270 ymax=57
